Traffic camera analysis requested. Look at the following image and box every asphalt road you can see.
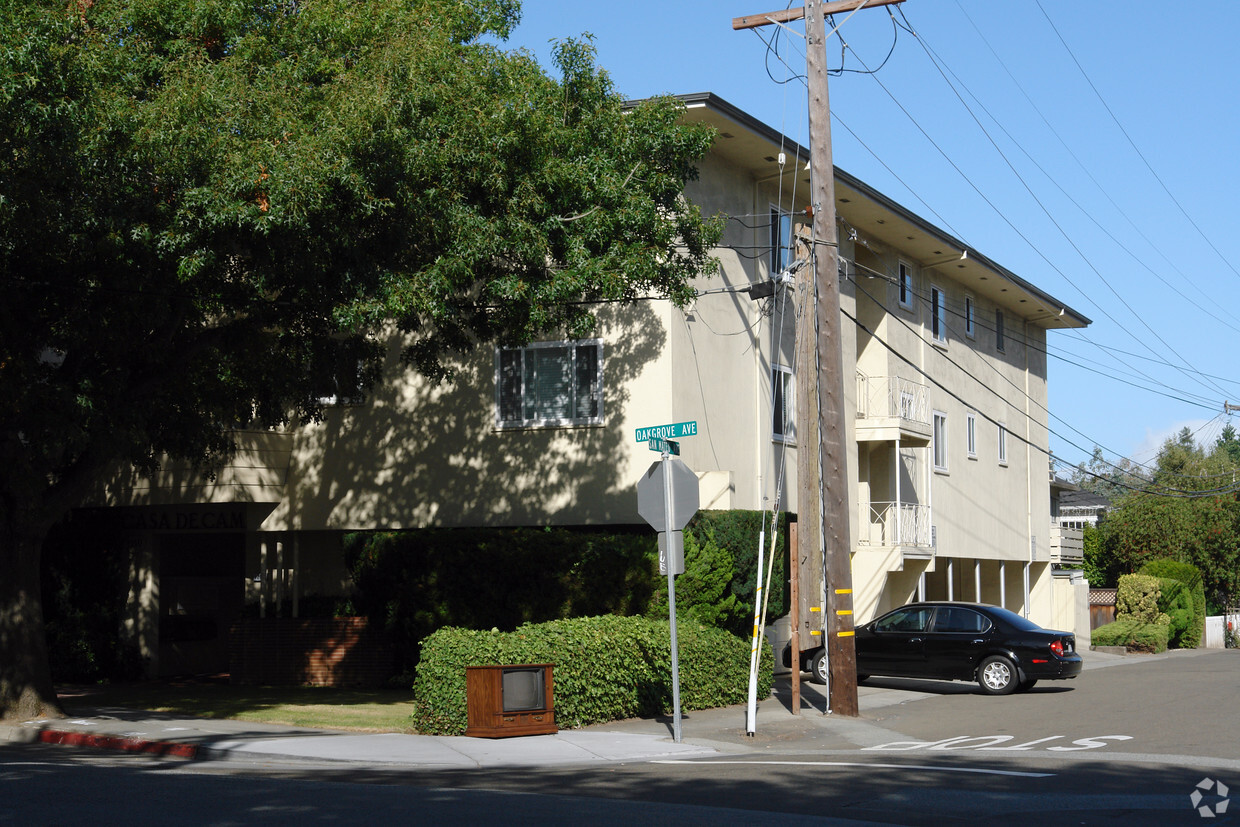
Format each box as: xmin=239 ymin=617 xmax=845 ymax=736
xmin=2 ymin=649 xmax=1237 ymax=826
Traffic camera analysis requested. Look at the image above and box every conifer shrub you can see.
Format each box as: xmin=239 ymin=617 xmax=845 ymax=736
xmin=1091 ymin=617 xmax=1169 ymax=653
xmin=1116 ymin=574 xmax=1161 ymax=621
xmin=1138 ymin=558 xmax=1206 ymax=648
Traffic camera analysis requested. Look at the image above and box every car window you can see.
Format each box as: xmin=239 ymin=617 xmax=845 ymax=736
xmin=984 ymin=605 xmax=1044 ymax=632
xmin=933 ymin=607 xmax=991 ymax=634
xmin=874 ymin=606 xmax=932 ymax=633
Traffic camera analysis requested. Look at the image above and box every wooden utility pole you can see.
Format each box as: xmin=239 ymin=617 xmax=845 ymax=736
xmin=734 ymin=0 xmax=903 ymax=717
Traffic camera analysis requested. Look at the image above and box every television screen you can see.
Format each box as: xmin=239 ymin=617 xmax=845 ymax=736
xmin=501 ymin=667 xmax=546 ymax=712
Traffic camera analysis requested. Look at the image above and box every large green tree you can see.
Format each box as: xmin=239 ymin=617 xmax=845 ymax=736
xmin=0 ymin=0 xmax=721 ymax=720
xmin=1099 ymin=429 xmax=1240 ymax=608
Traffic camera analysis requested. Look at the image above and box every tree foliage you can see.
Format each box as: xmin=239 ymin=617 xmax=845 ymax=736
xmin=1095 ymin=428 xmax=1240 ymax=611
xmin=0 ymin=0 xmax=722 ymax=719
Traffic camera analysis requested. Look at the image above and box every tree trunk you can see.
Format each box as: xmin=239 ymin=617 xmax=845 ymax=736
xmin=0 ymin=521 xmax=64 ymax=721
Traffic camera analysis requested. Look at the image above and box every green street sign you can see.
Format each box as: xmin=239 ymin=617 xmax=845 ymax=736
xmin=648 ymin=437 xmax=680 ymax=455
xmin=635 ymin=421 xmax=698 ymax=442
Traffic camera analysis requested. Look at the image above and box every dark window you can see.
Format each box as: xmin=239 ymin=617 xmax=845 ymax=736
xmin=933 ymin=607 xmax=990 ymax=634
xmin=875 ymin=606 xmax=933 ymax=633
xmin=497 ymin=341 xmax=603 ymax=427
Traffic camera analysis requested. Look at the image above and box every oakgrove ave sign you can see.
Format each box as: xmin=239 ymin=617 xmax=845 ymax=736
xmin=634 ymin=421 xmax=697 ymax=441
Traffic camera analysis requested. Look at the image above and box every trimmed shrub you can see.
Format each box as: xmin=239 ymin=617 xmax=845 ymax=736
xmin=1091 ymin=618 xmax=1169 ymax=654
xmin=1153 ymin=578 xmax=1193 ymax=648
xmin=344 ymin=513 xmax=789 ymax=678
xmin=1127 ymin=622 xmax=1170 ymax=654
xmin=412 ymin=614 xmax=773 ymax=735
xmin=1116 ymin=574 xmax=1161 ymax=622
xmin=1138 ymin=559 xmax=1206 ymax=648
xmin=344 ymin=528 xmax=658 ymax=677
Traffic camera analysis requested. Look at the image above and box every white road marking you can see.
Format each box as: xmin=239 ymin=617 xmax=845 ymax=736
xmin=650 ymin=759 xmax=1054 ymax=778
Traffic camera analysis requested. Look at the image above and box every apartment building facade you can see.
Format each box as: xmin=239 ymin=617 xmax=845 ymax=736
xmin=80 ymin=93 xmax=1091 ymax=676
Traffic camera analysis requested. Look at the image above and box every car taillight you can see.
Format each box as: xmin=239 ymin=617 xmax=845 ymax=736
xmin=1050 ymin=639 xmax=1064 ymax=657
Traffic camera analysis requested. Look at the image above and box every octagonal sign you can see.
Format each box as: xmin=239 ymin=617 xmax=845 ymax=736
xmin=637 ymin=458 xmax=700 ymax=533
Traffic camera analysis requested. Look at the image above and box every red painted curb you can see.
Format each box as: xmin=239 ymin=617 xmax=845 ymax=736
xmin=39 ymin=729 xmax=199 ymax=758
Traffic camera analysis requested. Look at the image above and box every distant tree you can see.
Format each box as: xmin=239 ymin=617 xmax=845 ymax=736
xmin=1101 ymin=426 xmax=1240 ymax=609
xmin=1071 ymin=445 xmax=1148 ymax=499
xmin=0 ymin=0 xmax=722 ymax=720
xmin=1214 ymin=423 xmax=1240 ymax=467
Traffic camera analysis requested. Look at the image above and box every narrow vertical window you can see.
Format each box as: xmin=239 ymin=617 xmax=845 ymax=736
xmin=931 ymin=285 xmax=947 ymax=342
xmin=965 ymin=295 xmax=976 ymax=339
xmin=966 ymin=411 xmax=978 ymax=458
xmin=998 ymin=423 xmax=1009 ymax=465
xmin=772 ymin=364 xmax=795 ymax=443
xmin=996 ymin=309 xmax=1006 ymax=352
xmin=899 ymin=261 xmax=913 ymax=309
xmin=770 ymin=208 xmax=792 ymax=274
xmin=933 ymin=411 xmax=948 ymax=471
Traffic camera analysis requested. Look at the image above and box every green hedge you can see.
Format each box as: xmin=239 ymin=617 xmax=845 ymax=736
xmin=1092 ymin=618 xmax=1169 ymax=654
xmin=344 ymin=527 xmax=658 ymax=677
xmin=344 ymin=512 xmax=790 ymax=678
xmin=1139 ymin=559 xmax=1205 ymax=649
xmin=412 ymin=614 xmax=774 ymax=735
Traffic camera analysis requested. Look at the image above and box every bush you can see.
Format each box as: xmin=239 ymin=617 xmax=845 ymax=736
xmin=1138 ymin=559 xmax=1205 ymax=648
xmin=1153 ymin=578 xmax=1193 ymax=648
xmin=345 ymin=513 xmax=789 ymax=678
xmin=649 ymin=511 xmax=790 ymax=639
xmin=412 ymin=614 xmax=773 ymax=735
xmin=1116 ymin=574 xmax=1161 ymax=622
xmin=1091 ymin=618 xmax=1169 ymax=653
xmin=344 ymin=528 xmax=658 ymax=677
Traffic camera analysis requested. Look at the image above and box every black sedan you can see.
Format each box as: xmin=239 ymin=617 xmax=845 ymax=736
xmin=789 ymin=602 xmax=1083 ymax=695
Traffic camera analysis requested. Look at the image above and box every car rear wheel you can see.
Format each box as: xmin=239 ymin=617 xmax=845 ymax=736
xmin=810 ymin=650 xmax=828 ymax=685
xmin=977 ymin=655 xmax=1018 ymax=695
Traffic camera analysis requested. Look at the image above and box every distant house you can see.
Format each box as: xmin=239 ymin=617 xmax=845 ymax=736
xmin=1056 ymin=489 xmax=1113 ymax=530
xmin=76 ymin=93 xmax=1092 ymax=677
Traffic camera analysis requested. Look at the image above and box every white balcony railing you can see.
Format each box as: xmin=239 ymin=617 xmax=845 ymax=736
xmin=861 ymin=501 xmax=933 ymax=548
xmin=1050 ymin=524 xmax=1085 ymax=565
xmin=856 ymin=374 xmax=930 ymax=427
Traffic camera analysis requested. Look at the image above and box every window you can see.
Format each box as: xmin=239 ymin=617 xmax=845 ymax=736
xmin=770 ymin=208 xmax=792 ymax=274
xmin=497 ymin=340 xmax=603 ymax=427
xmin=931 ymin=285 xmax=947 ymax=343
xmin=932 ymin=411 xmax=948 ymax=471
xmin=875 ymin=606 xmax=932 ymax=633
xmin=996 ymin=309 xmax=1005 ymax=352
xmin=772 ymin=364 xmax=795 ymax=443
xmin=898 ymin=261 xmax=913 ymax=309
xmin=965 ymin=294 xmax=976 ymax=339
xmin=312 ymin=338 xmax=369 ymax=406
xmin=933 ymin=607 xmax=990 ymax=634
xmin=998 ymin=422 xmax=1008 ymax=465
xmin=966 ymin=411 xmax=978 ymax=458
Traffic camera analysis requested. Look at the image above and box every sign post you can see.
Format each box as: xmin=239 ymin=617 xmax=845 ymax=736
xmin=636 ymin=422 xmax=699 ymax=742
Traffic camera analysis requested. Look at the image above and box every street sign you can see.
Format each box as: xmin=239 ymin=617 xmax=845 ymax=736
xmin=635 ymin=421 xmax=698 ymax=442
xmin=636 ymin=458 xmax=699 ymax=533
xmin=647 ymin=437 xmax=680 ymax=455
xmin=635 ymin=453 xmax=699 ymax=747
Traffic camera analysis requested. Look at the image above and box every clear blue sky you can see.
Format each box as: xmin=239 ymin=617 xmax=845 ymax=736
xmin=495 ymin=1 xmax=1240 ymax=475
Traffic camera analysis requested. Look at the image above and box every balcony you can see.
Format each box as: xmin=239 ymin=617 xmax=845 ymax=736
xmin=1050 ymin=524 xmax=1085 ymax=566
xmin=855 ymin=374 xmax=932 ymax=445
xmin=860 ymin=501 xmax=934 ymax=551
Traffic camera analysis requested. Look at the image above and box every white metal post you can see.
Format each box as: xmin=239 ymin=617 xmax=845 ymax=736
xmin=662 ymin=449 xmax=683 ymax=743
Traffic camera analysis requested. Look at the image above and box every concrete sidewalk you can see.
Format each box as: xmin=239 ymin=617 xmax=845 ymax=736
xmin=0 ymin=649 xmax=1137 ymax=769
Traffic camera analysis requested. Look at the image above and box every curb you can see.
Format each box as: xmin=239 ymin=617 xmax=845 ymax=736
xmin=0 ymin=724 xmax=198 ymax=758
xmin=37 ymin=729 xmax=199 ymax=758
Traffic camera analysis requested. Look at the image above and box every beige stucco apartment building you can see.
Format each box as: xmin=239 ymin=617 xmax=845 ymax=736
xmin=83 ymin=93 xmax=1091 ymax=676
